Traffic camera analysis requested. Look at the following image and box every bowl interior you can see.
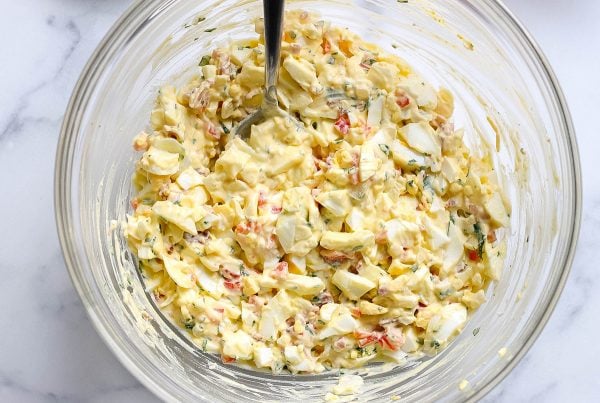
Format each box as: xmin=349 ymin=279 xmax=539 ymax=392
xmin=56 ymin=0 xmax=580 ymax=401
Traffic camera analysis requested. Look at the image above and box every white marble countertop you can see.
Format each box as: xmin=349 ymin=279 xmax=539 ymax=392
xmin=0 ymin=0 xmax=597 ymax=401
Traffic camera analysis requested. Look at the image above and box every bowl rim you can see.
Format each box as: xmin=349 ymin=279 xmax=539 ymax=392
xmin=54 ymin=0 xmax=582 ymax=401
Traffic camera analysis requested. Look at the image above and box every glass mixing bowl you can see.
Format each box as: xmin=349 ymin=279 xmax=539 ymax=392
xmin=55 ymin=0 xmax=581 ymax=401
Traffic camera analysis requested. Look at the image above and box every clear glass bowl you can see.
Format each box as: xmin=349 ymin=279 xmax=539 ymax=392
xmin=55 ymin=0 xmax=581 ymax=401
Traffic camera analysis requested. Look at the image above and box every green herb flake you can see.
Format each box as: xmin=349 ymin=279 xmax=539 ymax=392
xmin=198 ymin=55 xmax=211 ymax=66
xmin=378 ymin=144 xmax=391 ymax=156
xmin=351 ymin=190 xmax=365 ymax=200
xmin=473 ymin=327 xmax=480 ymax=336
xmin=204 ymin=28 xmax=217 ymax=32
xmin=201 ymin=338 xmax=208 ymax=351
xmin=423 ymin=175 xmax=433 ymax=190
xmin=447 ymin=213 xmax=455 ymax=235
xmin=431 ymin=340 xmax=441 ymax=349
xmin=326 ymin=87 xmax=345 ymax=99
xmin=473 ymin=222 xmax=485 ymax=258
xmin=439 ymin=289 xmax=453 ymax=299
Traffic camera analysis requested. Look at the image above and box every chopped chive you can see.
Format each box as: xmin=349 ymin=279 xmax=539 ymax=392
xmin=199 ymin=55 xmax=211 ymax=66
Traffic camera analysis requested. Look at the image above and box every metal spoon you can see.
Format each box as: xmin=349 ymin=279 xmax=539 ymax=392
xmin=235 ymin=0 xmax=286 ymax=140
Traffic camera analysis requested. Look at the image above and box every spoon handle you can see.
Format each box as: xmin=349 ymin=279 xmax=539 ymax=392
xmin=263 ymin=0 xmax=285 ymax=106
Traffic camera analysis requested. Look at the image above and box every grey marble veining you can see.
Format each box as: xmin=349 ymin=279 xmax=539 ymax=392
xmin=0 ymin=0 xmax=597 ymax=401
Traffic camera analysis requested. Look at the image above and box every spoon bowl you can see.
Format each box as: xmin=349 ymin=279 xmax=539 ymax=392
xmin=235 ymin=0 xmax=288 ymax=140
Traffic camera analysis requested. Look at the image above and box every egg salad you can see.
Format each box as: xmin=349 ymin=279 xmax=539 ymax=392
xmin=125 ymin=10 xmax=509 ymax=374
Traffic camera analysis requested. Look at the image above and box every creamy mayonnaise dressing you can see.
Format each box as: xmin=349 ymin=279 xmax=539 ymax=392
xmin=125 ymin=10 xmax=508 ymax=374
